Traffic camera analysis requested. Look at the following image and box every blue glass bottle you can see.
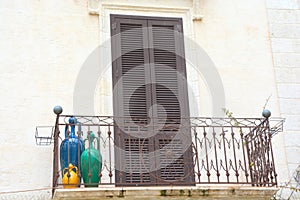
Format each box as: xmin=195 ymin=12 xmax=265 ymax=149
xmin=60 ymin=116 xmax=84 ymax=178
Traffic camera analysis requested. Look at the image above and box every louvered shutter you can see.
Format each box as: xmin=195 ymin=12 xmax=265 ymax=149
xmin=111 ymin=16 xmax=155 ymax=185
xmin=111 ymin=17 xmax=152 ymax=121
xmin=148 ymin=19 xmax=194 ymax=184
xmin=111 ymin=15 xmax=194 ymax=186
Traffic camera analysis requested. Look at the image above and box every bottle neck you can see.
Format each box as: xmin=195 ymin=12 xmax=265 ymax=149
xmin=70 ymin=125 xmax=76 ymax=138
xmin=89 ymin=138 xmax=94 ymax=148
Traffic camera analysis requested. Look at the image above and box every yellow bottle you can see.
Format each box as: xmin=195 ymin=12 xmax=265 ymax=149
xmin=62 ymin=164 xmax=80 ymax=188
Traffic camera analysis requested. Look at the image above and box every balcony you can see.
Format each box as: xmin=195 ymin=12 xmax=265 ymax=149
xmin=36 ymin=110 xmax=283 ymax=199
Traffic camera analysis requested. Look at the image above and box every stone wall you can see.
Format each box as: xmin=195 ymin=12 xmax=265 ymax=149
xmin=266 ymin=0 xmax=300 ymax=178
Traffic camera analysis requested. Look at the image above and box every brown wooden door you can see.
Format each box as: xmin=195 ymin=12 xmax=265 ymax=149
xmin=111 ymin=15 xmax=194 ymax=186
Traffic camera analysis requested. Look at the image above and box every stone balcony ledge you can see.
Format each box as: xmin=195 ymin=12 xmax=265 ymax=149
xmin=53 ymin=185 xmax=278 ymax=200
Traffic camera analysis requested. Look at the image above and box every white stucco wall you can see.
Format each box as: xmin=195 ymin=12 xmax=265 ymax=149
xmin=0 ymin=0 xmax=294 ymax=199
xmin=0 ymin=0 xmax=99 ymax=199
xmin=266 ymin=0 xmax=300 ymax=178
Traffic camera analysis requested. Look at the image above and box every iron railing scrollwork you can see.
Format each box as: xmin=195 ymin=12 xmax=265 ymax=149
xmin=35 ymin=115 xmax=281 ymax=196
xmin=244 ymin=119 xmax=277 ymax=186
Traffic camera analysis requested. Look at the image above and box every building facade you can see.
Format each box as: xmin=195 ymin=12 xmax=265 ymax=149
xmin=0 ymin=0 xmax=299 ymax=199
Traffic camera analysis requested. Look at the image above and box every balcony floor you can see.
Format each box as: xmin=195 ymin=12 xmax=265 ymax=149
xmin=53 ymin=185 xmax=278 ymax=200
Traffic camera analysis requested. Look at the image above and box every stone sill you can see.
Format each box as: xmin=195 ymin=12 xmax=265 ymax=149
xmin=53 ymin=185 xmax=278 ymax=200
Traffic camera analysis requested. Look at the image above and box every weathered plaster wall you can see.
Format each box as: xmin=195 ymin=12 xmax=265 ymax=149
xmin=266 ymin=0 xmax=300 ymax=178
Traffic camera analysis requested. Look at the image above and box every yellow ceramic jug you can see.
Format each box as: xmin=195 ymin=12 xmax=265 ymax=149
xmin=62 ymin=163 xmax=80 ymax=188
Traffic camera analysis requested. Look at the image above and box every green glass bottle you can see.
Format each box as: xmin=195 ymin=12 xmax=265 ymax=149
xmin=80 ymin=132 xmax=102 ymax=187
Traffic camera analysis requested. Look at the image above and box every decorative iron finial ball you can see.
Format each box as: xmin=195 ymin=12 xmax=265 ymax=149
xmin=69 ymin=116 xmax=77 ymax=124
xmin=262 ymin=109 xmax=271 ymax=118
xmin=53 ymin=106 xmax=63 ymax=115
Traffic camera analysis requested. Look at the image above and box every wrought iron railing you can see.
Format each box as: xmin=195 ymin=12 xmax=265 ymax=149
xmin=191 ymin=117 xmax=275 ymax=185
xmin=35 ymin=111 xmax=282 ymax=197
